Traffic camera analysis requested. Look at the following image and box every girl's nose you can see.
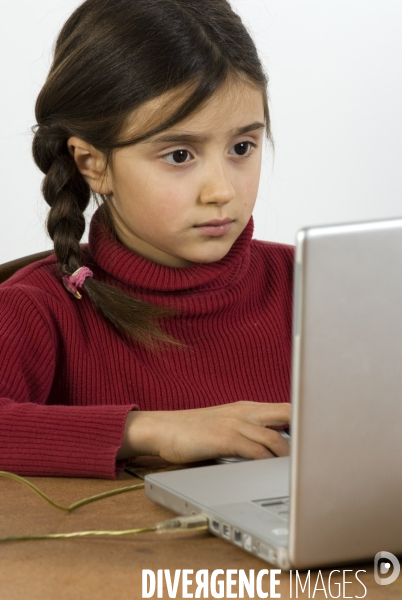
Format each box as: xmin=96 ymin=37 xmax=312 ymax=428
xmin=199 ymin=161 xmax=235 ymax=206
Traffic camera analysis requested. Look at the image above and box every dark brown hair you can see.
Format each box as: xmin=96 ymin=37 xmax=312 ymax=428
xmin=32 ymin=0 xmax=271 ymax=351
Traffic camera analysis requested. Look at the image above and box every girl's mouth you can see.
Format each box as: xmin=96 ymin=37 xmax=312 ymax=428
xmin=194 ymin=220 xmax=234 ymax=236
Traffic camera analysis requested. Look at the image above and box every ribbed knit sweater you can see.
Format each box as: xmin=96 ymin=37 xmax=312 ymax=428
xmin=0 ymin=210 xmax=294 ymax=479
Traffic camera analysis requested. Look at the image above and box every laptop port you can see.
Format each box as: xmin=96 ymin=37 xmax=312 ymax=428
xmin=256 ymin=542 xmax=277 ymax=564
xmin=222 ymin=524 xmax=231 ymax=540
xmin=234 ymin=529 xmax=242 ymax=545
xmin=211 ymin=520 xmax=220 ymax=533
xmin=242 ymin=534 xmax=253 ymax=552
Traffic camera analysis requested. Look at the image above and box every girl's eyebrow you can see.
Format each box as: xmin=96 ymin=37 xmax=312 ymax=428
xmin=146 ymin=121 xmax=265 ymax=144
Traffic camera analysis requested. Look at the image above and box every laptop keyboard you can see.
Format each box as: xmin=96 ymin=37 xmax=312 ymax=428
xmin=253 ymin=496 xmax=289 ymax=521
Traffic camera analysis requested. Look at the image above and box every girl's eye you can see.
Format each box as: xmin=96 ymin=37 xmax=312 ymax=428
xmin=230 ymin=141 xmax=256 ymax=156
xmin=163 ymin=149 xmax=192 ymax=165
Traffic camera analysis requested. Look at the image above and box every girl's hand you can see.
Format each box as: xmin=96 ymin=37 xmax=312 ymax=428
xmin=118 ymin=401 xmax=291 ymax=463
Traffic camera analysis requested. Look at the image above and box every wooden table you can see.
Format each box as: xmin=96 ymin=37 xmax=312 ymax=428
xmin=0 ymin=463 xmax=401 ymax=600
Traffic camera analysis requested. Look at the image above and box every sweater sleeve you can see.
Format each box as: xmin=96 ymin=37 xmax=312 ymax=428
xmin=0 ymin=286 xmax=135 ymax=479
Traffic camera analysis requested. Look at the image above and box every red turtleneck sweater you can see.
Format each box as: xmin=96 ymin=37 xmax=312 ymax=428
xmin=0 ymin=211 xmax=294 ymax=478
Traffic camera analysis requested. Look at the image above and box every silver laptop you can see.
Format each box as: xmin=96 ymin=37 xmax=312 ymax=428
xmin=145 ymin=217 xmax=402 ymax=570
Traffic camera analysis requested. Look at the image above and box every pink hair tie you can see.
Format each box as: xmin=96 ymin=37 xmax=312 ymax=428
xmin=62 ymin=266 xmax=93 ymax=300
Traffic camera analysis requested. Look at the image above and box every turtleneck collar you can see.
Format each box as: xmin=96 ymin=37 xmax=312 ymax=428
xmin=88 ymin=207 xmax=254 ymax=293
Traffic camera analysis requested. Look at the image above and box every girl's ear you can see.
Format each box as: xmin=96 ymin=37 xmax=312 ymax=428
xmin=67 ymin=136 xmax=112 ymax=194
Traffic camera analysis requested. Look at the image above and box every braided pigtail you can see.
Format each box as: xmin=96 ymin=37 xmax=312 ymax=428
xmin=32 ymin=127 xmax=184 ymax=352
xmin=34 ymin=129 xmax=89 ymax=272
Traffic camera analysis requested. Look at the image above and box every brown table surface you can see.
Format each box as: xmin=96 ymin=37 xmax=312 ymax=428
xmin=0 ymin=459 xmax=401 ymax=600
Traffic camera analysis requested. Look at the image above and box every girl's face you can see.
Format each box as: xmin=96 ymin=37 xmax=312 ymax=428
xmin=104 ymin=79 xmax=265 ymax=267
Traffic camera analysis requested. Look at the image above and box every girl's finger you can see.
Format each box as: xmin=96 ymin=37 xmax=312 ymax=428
xmin=234 ymin=401 xmax=291 ymax=427
xmin=237 ymin=423 xmax=291 ymax=457
xmin=218 ymin=435 xmax=277 ymax=460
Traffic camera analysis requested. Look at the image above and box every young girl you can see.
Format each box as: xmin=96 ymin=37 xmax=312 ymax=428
xmin=0 ymin=0 xmax=293 ymax=478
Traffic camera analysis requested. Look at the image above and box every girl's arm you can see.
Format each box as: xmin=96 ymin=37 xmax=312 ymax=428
xmin=118 ymin=402 xmax=291 ymax=463
xmin=0 ymin=285 xmax=134 ymax=479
